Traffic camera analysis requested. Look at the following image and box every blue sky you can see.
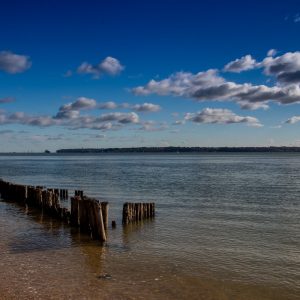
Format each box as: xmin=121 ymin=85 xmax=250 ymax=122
xmin=1 ymin=0 xmax=300 ymax=152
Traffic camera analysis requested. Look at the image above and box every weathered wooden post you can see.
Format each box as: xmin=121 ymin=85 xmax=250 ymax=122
xmin=71 ymin=196 xmax=80 ymax=226
xmin=122 ymin=202 xmax=129 ymax=225
xmin=79 ymin=197 xmax=90 ymax=232
xmin=101 ymin=202 xmax=109 ymax=230
xmin=97 ymin=202 xmax=107 ymax=241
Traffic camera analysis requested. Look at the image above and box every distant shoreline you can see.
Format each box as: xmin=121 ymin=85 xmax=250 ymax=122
xmin=56 ymin=146 xmax=300 ymax=153
xmin=2 ymin=146 xmax=300 ymax=155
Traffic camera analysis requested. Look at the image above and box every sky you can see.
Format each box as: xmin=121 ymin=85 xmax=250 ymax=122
xmin=1 ymin=0 xmax=300 ymax=152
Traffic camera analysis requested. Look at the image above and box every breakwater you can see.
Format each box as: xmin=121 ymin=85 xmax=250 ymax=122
xmin=0 ymin=178 xmax=155 ymax=243
xmin=122 ymin=202 xmax=155 ymax=224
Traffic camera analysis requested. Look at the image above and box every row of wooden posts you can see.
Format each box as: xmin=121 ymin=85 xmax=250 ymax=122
xmin=0 ymin=179 xmax=155 ymax=242
xmin=122 ymin=202 xmax=155 ymax=225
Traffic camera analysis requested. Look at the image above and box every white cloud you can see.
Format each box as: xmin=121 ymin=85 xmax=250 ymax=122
xmin=77 ymin=56 xmax=124 ymax=78
xmin=184 ymin=108 xmax=262 ymax=127
xmin=224 ymin=55 xmax=257 ymax=73
xmin=139 ymin=121 xmax=168 ymax=131
xmin=0 ymin=99 xmax=140 ymax=132
xmin=55 ymin=110 xmax=80 ymax=120
xmin=96 ymin=112 xmax=139 ymax=124
xmin=99 ymin=56 xmax=124 ymax=75
xmin=267 ymin=49 xmax=277 ymax=57
xmin=67 ymin=97 xmax=97 ymax=110
xmin=0 ymin=111 xmax=59 ymax=127
xmin=262 ymin=51 xmax=300 ymax=85
xmin=285 ymin=116 xmax=300 ymax=124
xmin=55 ymin=97 xmax=97 ymax=119
xmin=98 ymin=101 xmax=118 ymax=109
xmin=133 ymin=102 xmax=161 ymax=112
xmin=132 ymin=69 xmax=224 ymax=96
xmin=237 ymin=101 xmax=269 ymax=110
xmin=132 ymin=64 xmax=300 ymax=109
xmin=0 ymin=51 xmax=31 ymax=74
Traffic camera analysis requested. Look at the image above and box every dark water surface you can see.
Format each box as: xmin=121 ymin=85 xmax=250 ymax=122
xmin=0 ymin=153 xmax=299 ymax=299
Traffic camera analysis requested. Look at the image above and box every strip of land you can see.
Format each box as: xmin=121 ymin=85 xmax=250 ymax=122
xmin=56 ymin=146 xmax=300 ymax=153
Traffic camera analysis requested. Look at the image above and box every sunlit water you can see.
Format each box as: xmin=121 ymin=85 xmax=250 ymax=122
xmin=0 ymin=153 xmax=299 ymax=299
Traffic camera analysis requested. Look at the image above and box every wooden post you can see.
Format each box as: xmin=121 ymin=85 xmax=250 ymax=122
xmin=147 ymin=203 xmax=151 ymax=218
xmin=88 ymin=200 xmax=98 ymax=239
xmin=71 ymin=196 xmax=80 ymax=226
xmin=101 ymin=202 xmax=109 ymax=230
xmin=79 ymin=197 xmax=90 ymax=232
xmin=97 ymin=202 xmax=107 ymax=241
xmin=135 ymin=203 xmax=138 ymax=222
xmin=122 ymin=202 xmax=129 ymax=225
xmin=128 ymin=203 xmax=132 ymax=223
xmin=141 ymin=203 xmax=144 ymax=220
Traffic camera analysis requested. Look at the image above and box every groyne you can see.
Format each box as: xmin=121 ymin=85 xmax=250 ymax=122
xmin=122 ymin=202 xmax=155 ymax=225
xmin=0 ymin=179 xmax=108 ymax=241
xmin=0 ymin=179 xmax=155 ymax=242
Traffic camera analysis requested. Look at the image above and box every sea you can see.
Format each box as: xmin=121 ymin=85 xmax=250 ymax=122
xmin=0 ymin=153 xmax=299 ymax=299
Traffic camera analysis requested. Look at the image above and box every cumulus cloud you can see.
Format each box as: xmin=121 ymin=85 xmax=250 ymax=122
xmin=132 ymin=65 xmax=300 ymax=109
xmin=0 ymin=97 xmax=15 ymax=104
xmin=184 ymin=108 xmax=262 ymax=127
xmin=77 ymin=56 xmax=124 ymax=78
xmin=285 ymin=116 xmax=300 ymax=124
xmin=267 ymin=49 xmax=277 ymax=57
xmin=61 ymin=97 xmax=97 ymax=111
xmin=0 ymin=99 xmax=140 ymax=132
xmin=98 ymin=101 xmax=118 ymax=109
xmin=55 ymin=110 xmax=80 ymax=120
xmin=55 ymin=97 xmax=96 ymax=119
xmin=237 ymin=101 xmax=269 ymax=110
xmin=133 ymin=102 xmax=161 ymax=112
xmin=262 ymin=51 xmax=300 ymax=85
xmin=0 ymin=51 xmax=31 ymax=74
xmin=0 ymin=110 xmax=59 ymax=127
xmin=96 ymin=112 xmax=139 ymax=124
xmin=96 ymin=101 xmax=161 ymax=112
xmin=224 ymin=55 xmax=257 ymax=73
xmin=132 ymin=69 xmax=224 ymax=96
xmin=66 ymin=111 xmax=139 ymax=131
xmin=139 ymin=121 xmax=168 ymax=131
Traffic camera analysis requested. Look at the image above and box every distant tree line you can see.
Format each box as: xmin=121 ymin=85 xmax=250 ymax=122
xmin=56 ymin=146 xmax=300 ymax=153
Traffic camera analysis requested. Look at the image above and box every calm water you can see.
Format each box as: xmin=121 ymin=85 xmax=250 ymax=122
xmin=0 ymin=153 xmax=299 ymax=299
